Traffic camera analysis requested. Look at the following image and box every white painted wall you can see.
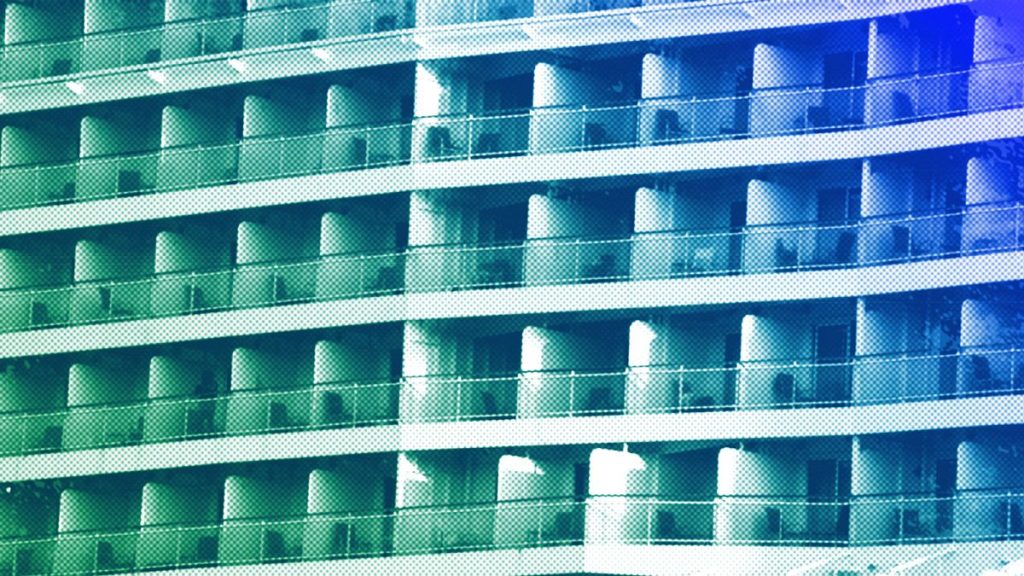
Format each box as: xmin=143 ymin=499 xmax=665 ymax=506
xmin=736 ymin=313 xmax=809 ymax=406
xmin=325 ymin=81 xmax=407 ymax=170
xmin=743 ymin=178 xmax=816 ymax=272
xmin=626 ymin=320 xmax=680 ymax=413
xmin=316 ymin=210 xmax=403 ymax=299
xmin=63 ymin=357 xmax=147 ymax=450
xmin=716 ymin=446 xmax=804 ymax=542
xmin=137 ymin=480 xmax=221 ymax=566
xmin=962 ymin=156 xmax=1020 ymax=253
xmin=55 ymin=485 xmax=142 ymax=573
xmin=238 ymin=88 xmax=326 ymax=180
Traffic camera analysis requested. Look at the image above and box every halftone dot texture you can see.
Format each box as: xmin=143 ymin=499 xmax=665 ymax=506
xmin=0 ymin=1 xmax=1023 ymax=575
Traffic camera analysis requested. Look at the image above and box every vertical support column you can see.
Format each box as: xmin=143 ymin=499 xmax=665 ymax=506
xmin=157 ymin=98 xmax=241 ymax=191
xmin=220 ymin=471 xmax=309 ymax=565
xmin=0 ymin=117 xmax=80 ymax=205
xmin=138 ymin=480 xmax=220 ymax=567
xmin=151 ymin=225 xmax=233 ymax=315
xmin=313 ymin=337 xmax=397 ymax=426
xmin=82 ymin=0 xmax=164 ymax=70
xmin=394 ymin=451 xmax=500 ymax=553
xmin=970 ymin=13 xmax=1024 ymax=111
xmin=237 ymin=84 xmax=327 ymax=181
xmin=55 ymin=481 xmax=143 ymax=574
xmin=2 ymin=1 xmax=83 ymax=80
xmin=78 ymin=107 xmax=162 ymax=200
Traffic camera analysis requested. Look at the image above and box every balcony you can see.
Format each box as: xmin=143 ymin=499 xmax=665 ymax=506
xmin=2 ymin=348 xmax=1021 ymax=458
xmin=0 ymin=378 xmax=398 ymax=456
xmin=3 ymin=491 xmax=1023 ymax=574
xmin=0 ymin=200 xmax=1020 ymax=335
xmin=0 ymin=0 xmax=411 ymax=84
xmin=3 ymin=58 xmax=1023 ymax=213
xmin=0 ymin=0 xmax=938 ymax=87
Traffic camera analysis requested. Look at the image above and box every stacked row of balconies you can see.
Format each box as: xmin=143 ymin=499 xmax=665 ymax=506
xmin=0 ymin=0 xmax=411 ymax=83
xmin=0 ymin=283 xmax=1020 ymax=457
xmin=2 ymin=432 xmax=1024 ymax=574
xmin=3 ymin=2 xmax=1024 ymax=575
xmin=0 ymin=0 xmax=777 ymax=85
xmin=0 ymin=146 xmax=1019 ymax=334
xmin=0 ymin=4 xmax=1019 ymax=212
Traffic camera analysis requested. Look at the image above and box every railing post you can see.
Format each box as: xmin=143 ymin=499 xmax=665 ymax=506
xmin=277 ymin=137 xmax=286 ymax=177
xmin=569 ymin=371 xmax=575 ymax=416
xmin=580 ymin=105 xmax=588 ymax=149
xmin=175 ymin=528 xmax=182 ymax=567
xmin=536 ymin=508 xmax=543 ymax=545
xmin=351 ymin=256 xmax=362 ymax=295
xmin=901 ymin=352 xmax=909 ymax=402
xmin=803 ymin=86 xmax=811 ymax=130
xmin=19 ymin=417 xmax=27 ymax=455
xmin=1016 ymin=204 xmax=1021 ymax=249
xmin=646 ymin=501 xmax=653 ymax=546
xmin=690 ymin=96 xmax=698 ymax=135
xmin=455 ymin=376 xmax=462 ymax=422
xmin=574 ymin=238 xmax=581 ymax=283
xmin=1007 ymin=491 xmax=1014 ymax=538
xmin=364 ymin=127 xmax=371 ymax=168
xmin=259 ymin=521 xmax=266 ymax=561
xmin=792 ymin=362 xmax=798 ymax=406
xmin=898 ymin=496 xmax=905 ymax=543
xmin=352 ymin=384 xmax=359 ymax=426
xmin=32 ymin=167 xmax=41 ymax=205
xmin=346 ymin=515 xmax=353 ymax=556
xmin=678 ymin=367 xmax=686 ymax=413
xmin=1015 ymin=348 xmax=1021 ymax=392
xmin=467 ymin=115 xmax=474 ymax=159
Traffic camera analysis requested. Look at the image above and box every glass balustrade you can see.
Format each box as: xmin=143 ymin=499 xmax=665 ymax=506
xmin=0 ymin=0 xmax=800 ymax=83
xmin=0 ymin=0 xmax=411 ymax=83
xmin=0 ymin=201 xmax=1019 ymax=334
xmin=0 ymin=379 xmax=398 ymax=457
xmin=2 ymin=59 xmax=1021 ymax=211
xmin=3 ymin=348 xmax=1022 ymax=458
xmin=2 ymin=492 xmax=1021 ymax=574
xmin=851 ymin=492 xmax=956 ymax=545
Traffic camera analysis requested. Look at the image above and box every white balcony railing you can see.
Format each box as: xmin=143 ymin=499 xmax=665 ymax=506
xmin=1 ymin=57 xmax=1020 ymax=211
xmin=0 ymin=0 xmax=837 ymax=84
xmin=2 ymin=490 xmax=1023 ymax=574
xmin=0 ymin=200 xmax=1019 ymax=334
xmin=0 ymin=0 xmax=410 ymax=83
xmin=2 ymin=347 xmax=1020 ymax=457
